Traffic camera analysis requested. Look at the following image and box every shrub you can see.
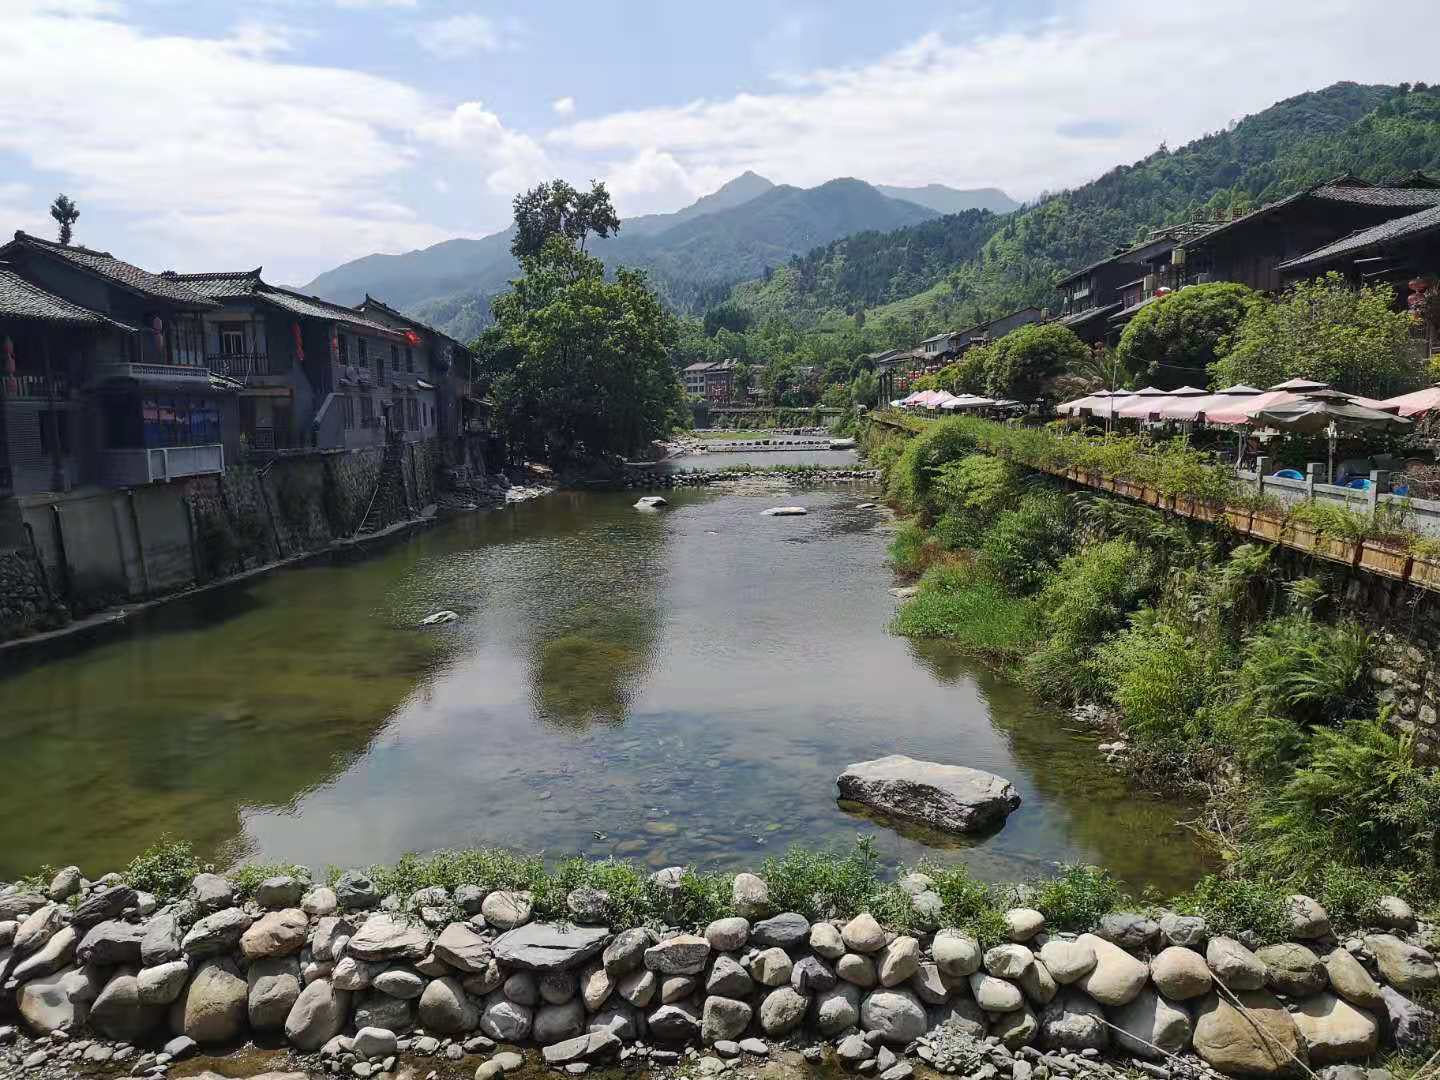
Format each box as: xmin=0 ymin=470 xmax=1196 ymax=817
xmin=1245 ymin=717 xmax=1440 ymax=885
xmin=1096 ymin=608 xmax=1220 ymax=744
xmin=931 ymin=455 xmax=1023 ymax=526
xmin=1172 ymin=875 xmax=1291 ymax=943
xmin=888 ymin=518 xmax=943 ymax=574
xmin=1213 ymin=616 xmax=1373 ymax=777
xmin=1023 ymin=539 xmax=1156 ymax=700
xmin=885 ymin=419 xmax=980 ymax=512
xmin=892 ymin=563 xmax=1041 ymax=660
xmin=123 ymin=837 xmax=205 ymax=902
xmin=922 ymin=863 xmax=1008 ymax=946
xmin=762 ymin=838 xmax=911 ymax=927
xmin=979 ymin=490 xmax=1074 ymax=593
xmin=1029 ymin=865 xmax=1130 ymax=933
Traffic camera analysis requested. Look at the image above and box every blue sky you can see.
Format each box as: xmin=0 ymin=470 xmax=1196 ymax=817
xmin=1 ymin=0 xmax=1432 ymax=285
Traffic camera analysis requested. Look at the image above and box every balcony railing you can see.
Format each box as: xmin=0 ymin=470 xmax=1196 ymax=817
xmin=207 ymin=352 xmax=272 ymax=379
xmin=100 ymin=443 xmax=225 ymax=486
xmin=0 ymin=373 xmax=71 ymax=399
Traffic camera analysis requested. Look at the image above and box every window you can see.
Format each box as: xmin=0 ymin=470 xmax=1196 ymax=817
xmin=405 ymin=347 xmax=414 ymax=373
xmin=406 ymin=398 xmax=418 ymax=431
xmin=391 ymin=344 xmax=400 ymax=372
xmin=171 ymin=314 xmax=205 ymax=367
xmin=341 ymin=396 xmax=355 ymax=431
xmin=357 ymin=338 xmax=369 ymax=368
xmin=338 ymin=334 xmax=349 ymax=365
xmin=140 ymin=396 xmax=220 ymax=448
xmin=39 ymin=410 xmax=71 ymax=456
xmin=359 ymin=396 xmax=375 ymax=425
xmin=219 ymin=324 xmax=246 ymax=355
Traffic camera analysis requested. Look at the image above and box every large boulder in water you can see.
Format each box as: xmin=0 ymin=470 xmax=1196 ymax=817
xmin=837 ymin=755 xmax=1020 ymax=833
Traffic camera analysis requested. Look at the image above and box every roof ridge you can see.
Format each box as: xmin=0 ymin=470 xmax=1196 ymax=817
xmin=168 ymin=267 xmax=263 ymax=281
xmin=14 ymin=229 xmax=116 ymax=258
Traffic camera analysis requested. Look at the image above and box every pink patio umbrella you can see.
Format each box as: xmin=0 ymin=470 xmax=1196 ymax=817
xmin=1113 ymin=385 xmax=1177 ymax=418
xmin=1155 ymin=384 xmax=1264 ymax=422
xmin=1075 ymin=388 xmax=1137 ymax=422
xmin=1380 ymin=385 xmax=1440 ymax=418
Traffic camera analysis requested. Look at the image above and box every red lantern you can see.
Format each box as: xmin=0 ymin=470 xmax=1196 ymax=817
xmin=404 ymin=329 xmax=422 ymax=346
xmin=150 ymin=315 xmax=165 ymax=354
xmin=2 ymin=335 xmax=13 ymax=376
xmin=330 ymin=330 xmax=339 ymax=362
xmin=292 ymin=322 xmax=305 ymax=363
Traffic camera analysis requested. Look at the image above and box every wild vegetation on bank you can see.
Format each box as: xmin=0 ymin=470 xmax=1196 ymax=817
xmin=864 ymin=416 xmax=1440 ymax=908
xmin=24 ymin=832 xmax=1408 ymax=956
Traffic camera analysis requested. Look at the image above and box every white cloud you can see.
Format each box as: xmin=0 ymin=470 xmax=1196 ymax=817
xmin=0 ymin=4 xmax=467 ymax=280
xmin=552 ymin=0 xmax=1439 ymax=203
xmin=333 ymin=0 xmax=416 ymax=7
xmin=602 ymin=148 xmax=714 ymax=217
xmin=413 ymin=13 xmax=503 ymax=58
xmin=551 ymin=96 xmax=575 ymax=116
xmin=415 ymin=101 xmax=551 ymax=195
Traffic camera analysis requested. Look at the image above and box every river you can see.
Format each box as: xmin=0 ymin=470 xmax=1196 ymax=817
xmin=0 ymin=466 xmax=1215 ymax=894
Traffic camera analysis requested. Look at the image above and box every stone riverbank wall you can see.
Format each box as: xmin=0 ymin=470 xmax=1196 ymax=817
xmin=0 ymin=438 xmax=442 ymax=645
xmin=1 ymin=867 xmax=1436 ymax=1080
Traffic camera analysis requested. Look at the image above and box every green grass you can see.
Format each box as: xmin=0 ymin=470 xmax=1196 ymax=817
xmin=892 ymin=563 xmax=1041 ymax=659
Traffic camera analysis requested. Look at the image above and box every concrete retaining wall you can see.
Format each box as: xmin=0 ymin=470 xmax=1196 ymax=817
xmin=3 ymin=437 xmax=443 ymax=641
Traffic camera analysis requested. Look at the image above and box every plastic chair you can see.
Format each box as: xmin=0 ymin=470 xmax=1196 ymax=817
xmin=1273 ymin=469 xmax=1304 ymax=481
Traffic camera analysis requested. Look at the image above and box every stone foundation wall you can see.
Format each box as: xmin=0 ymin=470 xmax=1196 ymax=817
xmin=0 ymin=545 xmax=64 ymax=641
xmin=1 ymin=868 xmax=1435 ymax=1080
xmin=3 ymin=438 xmax=446 ymax=644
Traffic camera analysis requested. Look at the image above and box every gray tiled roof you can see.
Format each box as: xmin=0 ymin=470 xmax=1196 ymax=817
xmin=171 ymin=269 xmax=404 ymax=336
xmin=0 ymin=265 xmax=142 ymax=331
xmin=1312 ymin=183 xmax=1440 ymax=208
xmin=7 ymin=231 xmax=217 ymax=307
xmin=1278 ymin=204 xmax=1440 ymax=272
xmin=0 ymin=265 xmax=107 ymax=324
xmin=1058 ymin=302 xmax=1122 ymax=328
xmin=168 ymin=269 xmax=263 ymax=300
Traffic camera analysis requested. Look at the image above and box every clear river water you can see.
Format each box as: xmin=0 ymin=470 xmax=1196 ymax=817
xmin=0 ymin=465 xmax=1216 ymax=893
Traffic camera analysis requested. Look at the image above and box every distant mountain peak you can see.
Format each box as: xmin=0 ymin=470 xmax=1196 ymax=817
xmin=875 ymin=183 xmax=1020 ymax=215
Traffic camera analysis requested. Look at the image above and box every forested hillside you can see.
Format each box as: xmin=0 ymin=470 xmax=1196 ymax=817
xmin=728 ymin=82 xmax=1440 ymax=338
xmin=304 ymin=177 xmax=940 ymax=341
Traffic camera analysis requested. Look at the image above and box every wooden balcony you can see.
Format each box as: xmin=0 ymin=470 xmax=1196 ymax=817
xmin=0 ymin=373 xmax=71 ymax=399
xmin=207 ymin=352 xmax=272 ymax=379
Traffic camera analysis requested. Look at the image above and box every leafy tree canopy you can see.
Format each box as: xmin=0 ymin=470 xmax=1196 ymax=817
xmin=977 ymin=323 xmax=1090 ymax=400
xmin=511 ymin=179 xmax=621 ymax=259
xmin=49 ymin=193 xmax=79 ymax=246
xmin=1211 ymin=273 xmax=1425 ymax=397
xmin=1115 ymin=282 xmax=1263 ymax=389
xmin=490 ymin=235 xmax=682 ymax=464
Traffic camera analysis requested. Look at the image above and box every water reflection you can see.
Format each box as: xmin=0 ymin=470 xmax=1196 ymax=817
xmin=0 ymin=484 xmax=1217 ymax=895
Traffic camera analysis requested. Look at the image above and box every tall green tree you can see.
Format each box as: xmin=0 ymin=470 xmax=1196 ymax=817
xmin=510 ymin=180 xmax=620 ymax=259
xmin=1115 ymin=282 xmax=1261 ymax=388
xmin=980 ymin=323 xmax=1089 ymax=400
xmin=49 ymin=193 xmax=79 ymax=246
xmin=1212 ymin=273 xmax=1425 ymax=397
xmin=491 ymin=235 xmax=681 ymax=464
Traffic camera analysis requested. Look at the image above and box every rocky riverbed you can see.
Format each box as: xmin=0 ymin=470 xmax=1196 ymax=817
xmin=1 ymin=864 xmax=1436 ymax=1080
xmin=621 ymin=468 xmax=881 ymax=490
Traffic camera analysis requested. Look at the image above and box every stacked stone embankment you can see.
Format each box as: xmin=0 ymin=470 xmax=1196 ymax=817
xmin=0 ymin=867 xmax=1435 ymax=1080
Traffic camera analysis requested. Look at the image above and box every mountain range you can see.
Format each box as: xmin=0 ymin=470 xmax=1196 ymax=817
xmin=300 ymin=176 xmax=1017 ymax=341
xmin=729 ymin=81 xmax=1440 ymax=337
